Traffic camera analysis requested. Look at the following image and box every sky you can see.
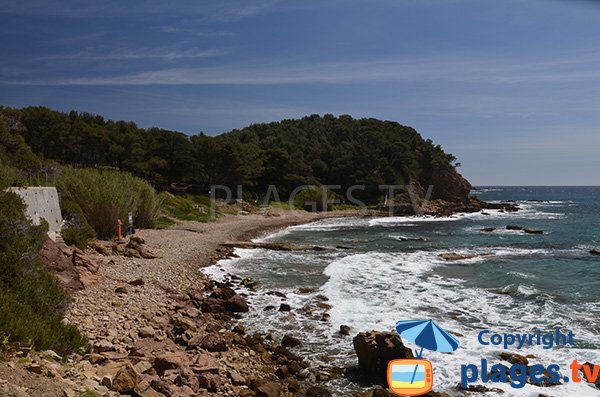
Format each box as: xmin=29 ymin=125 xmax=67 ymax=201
xmin=1 ymin=0 xmax=600 ymax=185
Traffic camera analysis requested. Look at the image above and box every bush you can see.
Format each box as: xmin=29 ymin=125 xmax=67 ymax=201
xmin=0 ymin=162 xmax=24 ymax=190
xmin=60 ymin=200 xmax=96 ymax=249
xmin=293 ymin=186 xmax=341 ymax=211
xmin=158 ymin=193 xmax=211 ymax=223
xmin=57 ymin=167 xmax=161 ymax=239
xmin=0 ymin=191 xmax=86 ymax=354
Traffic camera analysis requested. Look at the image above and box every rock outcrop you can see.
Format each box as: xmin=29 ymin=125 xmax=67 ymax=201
xmin=88 ymin=236 xmax=159 ymax=259
xmin=39 ymin=235 xmax=102 ymax=290
xmin=353 ymin=331 xmax=414 ymax=385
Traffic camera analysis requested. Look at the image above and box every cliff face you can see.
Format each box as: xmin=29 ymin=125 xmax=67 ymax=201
xmin=426 ymin=168 xmax=473 ymax=204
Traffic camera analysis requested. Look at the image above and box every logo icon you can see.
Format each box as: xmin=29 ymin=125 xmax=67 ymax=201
xmin=388 ymin=320 xmax=460 ymax=396
xmin=387 ymin=358 xmax=433 ymax=396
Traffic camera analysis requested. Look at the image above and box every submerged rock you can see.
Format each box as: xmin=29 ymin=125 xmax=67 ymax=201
xmin=523 ymin=228 xmax=543 ymax=235
xmin=506 ymin=224 xmax=524 ymax=230
xmin=439 ymin=252 xmax=494 ymax=261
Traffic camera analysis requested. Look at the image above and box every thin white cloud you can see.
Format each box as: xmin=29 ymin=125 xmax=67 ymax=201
xmin=447 ymin=125 xmax=600 ymax=154
xmin=36 ymin=48 xmax=227 ymax=62
xmin=157 ymin=27 xmax=235 ymax=37
xmin=0 ymin=0 xmax=282 ymax=21
xmin=6 ymin=52 xmax=600 ymax=86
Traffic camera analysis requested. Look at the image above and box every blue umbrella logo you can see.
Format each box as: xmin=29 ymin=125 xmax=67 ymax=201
xmin=395 ymin=319 xmax=460 ymax=384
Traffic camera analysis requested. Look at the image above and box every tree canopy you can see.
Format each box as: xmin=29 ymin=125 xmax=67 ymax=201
xmin=0 ymin=106 xmax=462 ymax=204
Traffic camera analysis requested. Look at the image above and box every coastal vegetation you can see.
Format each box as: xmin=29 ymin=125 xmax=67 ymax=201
xmin=0 ymin=190 xmax=85 ymax=354
xmin=0 ymin=105 xmax=475 ymax=394
xmin=57 ymin=167 xmax=161 ymax=239
xmin=0 ymin=106 xmax=463 ymax=205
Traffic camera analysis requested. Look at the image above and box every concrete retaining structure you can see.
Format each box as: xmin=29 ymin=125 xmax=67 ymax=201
xmin=8 ymin=187 xmax=63 ymax=241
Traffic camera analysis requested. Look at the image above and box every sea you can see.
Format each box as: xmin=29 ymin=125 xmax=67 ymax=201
xmin=203 ymin=186 xmax=600 ymax=396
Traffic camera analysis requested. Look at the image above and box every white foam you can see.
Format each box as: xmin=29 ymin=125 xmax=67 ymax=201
xmin=287 ymin=217 xmax=370 ymax=232
xmin=506 ymin=271 xmax=537 ymax=280
xmin=319 ymin=250 xmax=600 ymax=396
xmin=201 ymin=248 xmax=260 ymax=280
xmin=201 ymin=213 xmax=600 ymax=396
xmin=369 ymin=215 xmax=463 ymax=226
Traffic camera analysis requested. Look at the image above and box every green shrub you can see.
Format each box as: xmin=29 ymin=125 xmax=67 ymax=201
xmin=0 ymin=162 xmax=24 ymax=189
xmin=0 ymin=191 xmax=86 ymax=354
xmin=158 ymin=193 xmax=211 ymax=223
xmin=267 ymin=201 xmax=293 ymax=210
xmin=60 ymin=200 xmax=96 ymax=249
xmin=293 ymin=186 xmax=341 ymax=211
xmin=155 ymin=216 xmax=177 ymax=229
xmin=57 ymin=167 xmax=161 ymax=239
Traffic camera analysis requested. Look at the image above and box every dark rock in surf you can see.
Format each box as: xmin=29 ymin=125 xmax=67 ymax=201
xmin=455 ymin=384 xmax=505 ymax=393
xmin=353 ymin=331 xmax=414 ymax=386
xmin=523 ymin=228 xmax=543 ymax=235
xmin=439 ymin=252 xmax=494 ymax=261
xmin=499 ymin=352 xmax=528 ymax=365
xmin=506 ymin=225 xmax=524 ymax=230
xmin=281 ymin=334 xmax=302 ymax=348
xmin=339 ymin=325 xmax=351 ymax=336
xmin=225 ymin=295 xmax=249 ymax=312
xmin=305 ymin=386 xmax=333 ymax=397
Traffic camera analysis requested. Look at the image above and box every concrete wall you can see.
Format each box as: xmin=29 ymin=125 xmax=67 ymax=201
xmin=8 ymin=187 xmax=63 ymax=240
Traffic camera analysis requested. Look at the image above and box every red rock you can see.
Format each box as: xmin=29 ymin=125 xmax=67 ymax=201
xmin=150 ymin=379 xmax=171 ymax=396
xmin=210 ymin=285 xmax=236 ymax=300
xmin=228 ymin=370 xmax=246 ymax=386
xmin=39 ymin=235 xmax=83 ymax=291
xmin=200 ymin=334 xmax=228 ymax=352
xmin=197 ymin=373 xmax=221 ymax=392
xmin=112 ymin=363 xmax=141 ymax=393
xmin=128 ymin=278 xmax=145 ymax=286
xmin=175 ymin=368 xmax=199 ymax=392
xmin=192 ymin=354 xmax=219 ymax=375
xmin=153 ymin=352 xmax=189 ymax=376
xmin=73 ymin=248 xmax=99 ymax=272
xmin=255 ymin=382 xmax=281 ymax=397
xmin=225 ymin=295 xmax=249 ymax=312
xmin=200 ymin=297 xmax=226 ymax=313
xmin=186 ymin=334 xmax=204 ymax=349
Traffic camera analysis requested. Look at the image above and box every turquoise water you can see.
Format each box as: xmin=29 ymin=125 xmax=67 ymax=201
xmin=205 ymin=187 xmax=600 ymax=396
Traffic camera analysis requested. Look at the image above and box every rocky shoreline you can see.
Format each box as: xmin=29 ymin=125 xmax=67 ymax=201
xmin=0 ymin=201 xmax=526 ymax=397
xmin=0 ymin=210 xmax=375 ymax=397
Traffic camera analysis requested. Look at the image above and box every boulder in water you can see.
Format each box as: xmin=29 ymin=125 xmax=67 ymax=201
xmin=439 ymin=252 xmax=494 ymax=261
xmin=506 ymin=225 xmax=524 ymax=231
xmin=523 ymin=228 xmax=543 ymax=235
xmin=353 ymin=331 xmax=413 ymax=385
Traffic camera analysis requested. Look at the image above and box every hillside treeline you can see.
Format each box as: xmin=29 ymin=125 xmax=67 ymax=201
xmin=0 ymin=106 xmax=460 ymax=203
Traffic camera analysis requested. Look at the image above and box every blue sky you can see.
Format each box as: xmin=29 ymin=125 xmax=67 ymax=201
xmin=1 ymin=0 xmax=600 ymax=185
